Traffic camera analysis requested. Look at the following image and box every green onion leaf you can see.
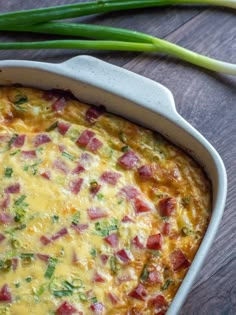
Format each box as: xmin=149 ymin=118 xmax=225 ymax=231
xmin=46 ymin=121 xmax=58 ymax=132
xmin=62 ymin=151 xmax=75 ymax=161
xmin=14 ymin=195 xmax=27 ymax=206
xmin=53 ymin=290 xmax=73 ymax=297
xmin=140 ymin=264 xmax=149 ymax=282
xmin=162 ymin=279 xmax=173 ymax=291
xmin=44 ymin=257 xmax=57 ymax=279
xmin=90 ymin=248 xmax=97 ymax=257
xmin=4 ymin=167 xmax=13 ymax=178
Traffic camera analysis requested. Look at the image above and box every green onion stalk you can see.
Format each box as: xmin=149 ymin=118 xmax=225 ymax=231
xmin=0 ymin=0 xmax=235 ymax=27
xmin=1 ymin=22 xmax=236 ymax=75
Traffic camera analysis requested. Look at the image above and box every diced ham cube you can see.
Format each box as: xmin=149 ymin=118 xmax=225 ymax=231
xmin=58 ymin=121 xmax=70 ymax=135
xmin=0 ymin=194 xmax=10 ymax=210
xmin=132 ymin=236 xmax=144 ymax=249
xmin=137 ymin=165 xmax=153 ymax=180
xmin=162 ymin=222 xmax=171 ymax=236
xmin=33 ymin=134 xmax=51 ymax=147
xmin=104 ymin=233 xmax=119 ymax=248
xmin=121 ymin=185 xmax=140 ymax=200
xmin=147 ymin=271 xmax=161 ymax=284
xmin=108 ymin=292 xmax=119 ymax=305
xmin=170 ymin=249 xmax=191 ymax=271
xmin=87 ymin=207 xmax=108 ymax=220
xmin=116 ymin=249 xmax=132 ymax=263
xmin=56 ymin=301 xmax=79 ymax=315
xmin=40 ymin=235 xmax=51 ymax=246
xmin=93 ymin=272 xmax=105 ymax=283
xmin=53 ymin=159 xmax=69 ymax=174
xmin=149 ymin=294 xmax=168 ymax=311
xmin=0 ymin=284 xmax=12 ymax=303
xmin=85 ymin=105 xmax=105 ymax=123
xmin=69 ymin=178 xmax=83 ymax=194
xmin=21 ymin=150 xmax=37 ymax=159
xmin=128 ymin=284 xmax=147 ymax=301
xmin=51 ymin=228 xmax=68 ymax=241
xmin=12 ymin=258 xmax=18 ymax=271
xmin=40 ymin=171 xmax=51 ymax=180
xmin=100 ymin=254 xmax=109 ymax=265
xmin=118 ymin=150 xmax=139 ymax=169
xmin=158 ymin=197 xmax=176 ymax=217
xmin=87 ymin=137 xmax=103 ymax=152
xmin=100 ymin=171 xmax=121 ymax=185
xmin=4 ymin=183 xmax=20 ymax=194
xmin=0 ymin=213 xmax=13 ymax=224
xmin=90 ymin=302 xmax=104 ymax=315
xmin=52 ymin=97 xmax=66 ymax=113
xmin=121 ymin=216 xmax=134 ymax=223
xmin=0 ymin=233 xmax=5 ymax=242
xmin=71 ymin=223 xmax=89 ymax=234
xmin=72 ymin=164 xmax=85 ymax=175
xmin=11 ymin=134 xmax=25 ymax=148
xmin=134 ymin=198 xmax=151 ymax=213
xmin=76 ymin=130 xmax=95 ymax=147
xmin=37 ymin=254 xmax=50 ymax=263
xmin=146 ymin=234 xmax=163 ymax=250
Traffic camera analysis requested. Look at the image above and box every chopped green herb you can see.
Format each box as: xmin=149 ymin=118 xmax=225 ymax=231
xmin=71 ymin=212 xmax=80 ymax=225
xmin=46 ymin=121 xmax=58 ymax=132
xmin=140 ymin=264 xmax=149 ymax=282
xmin=62 ymin=151 xmax=75 ymax=161
xmin=53 ymin=290 xmax=73 ymax=297
xmin=117 ymin=199 xmax=123 ymax=205
xmin=14 ymin=95 xmax=28 ymax=105
xmin=4 ymin=167 xmax=13 ymax=178
xmin=90 ymin=248 xmax=97 ymax=257
xmin=162 ymin=279 xmax=173 ymax=291
xmin=44 ymin=257 xmax=57 ymax=279
xmin=79 ymin=292 xmax=87 ymax=302
xmin=110 ymin=256 xmax=119 ymax=274
xmin=34 ymin=284 xmax=45 ymax=302
xmin=72 ymin=278 xmax=83 ymax=288
xmin=15 ymin=282 xmax=21 ymax=288
xmin=94 ymin=218 xmax=119 ymax=237
xmin=14 ymin=208 xmax=26 ymax=223
xmin=118 ymin=131 xmax=126 ymax=143
xmin=97 ymin=193 xmax=104 ymax=200
xmin=0 ymin=259 xmax=12 ymax=272
xmin=90 ymin=297 xmax=98 ymax=304
xmin=24 ymin=160 xmax=42 ymax=175
xmin=25 ymin=276 xmax=32 ymax=283
xmin=20 ymin=253 xmax=35 ymax=264
xmin=90 ymin=180 xmax=99 ymax=193
xmin=8 ymin=135 xmax=18 ymax=147
xmin=15 ymin=223 xmax=27 ymax=231
xmin=11 ymin=239 xmax=21 ymax=249
xmin=121 ymin=145 xmax=129 ymax=152
xmin=52 ymin=215 xmax=59 ymax=223
xmin=14 ymin=195 xmax=26 ymax=206
xmin=10 ymin=149 xmax=20 ymax=156
xmin=182 ymin=196 xmax=191 ymax=207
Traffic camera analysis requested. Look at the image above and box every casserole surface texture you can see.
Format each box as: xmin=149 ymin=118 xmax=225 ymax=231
xmin=0 ymin=86 xmax=210 ymax=315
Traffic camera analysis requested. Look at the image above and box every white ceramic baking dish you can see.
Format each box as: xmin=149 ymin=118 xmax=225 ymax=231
xmin=0 ymin=55 xmax=227 ymax=314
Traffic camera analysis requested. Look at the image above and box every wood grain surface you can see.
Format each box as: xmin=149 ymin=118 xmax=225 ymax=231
xmin=1 ymin=1 xmax=236 ymax=314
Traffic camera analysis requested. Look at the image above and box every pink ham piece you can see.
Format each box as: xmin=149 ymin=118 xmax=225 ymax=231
xmin=134 ymin=198 xmax=151 ymax=213
xmin=104 ymin=233 xmax=119 ymax=248
xmin=170 ymin=249 xmax=191 ymax=271
xmin=132 ymin=236 xmax=144 ymax=249
xmin=121 ymin=216 xmax=134 ymax=223
xmin=40 ymin=171 xmax=51 ymax=180
xmin=87 ymin=207 xmax=107 ymax=220
xmin=85 ymin=105 xmax=105 ymax=124
xmin=40 ymin=235 xmax=51 ymax=246
xmin=53 ymin=159 xmax=69 ymax=174
xmin=58 ymin=144 xmax=66 ymax=153
xmin=58 ymin=121 xmax=71 ymax=135
xmin=12 ymin=258 xmax=18 ymax=271
xmin=56 ymin=301 xmax=80 ymax=315
xmin=87 ymin=137 xmax=103 ymax=153
xmin=108 ymin=292 xmax=119 ymax=305
xmin=34 ymin=134 xmax=51 ymax=147
xmin=128 ymin=283 xmax=147 ymax=301
xmin=121 ymin=185 xmax=140 ymax=200
xmin=11 ymin=134 xmax=25 ymax=148
xmin=69 ymin=178 xmax=83 ymax=194
xmin=5 ymin=183 xmax=20 ymax=194
xmin=0 ymin=194 xmax=10 ymax=210
xmin=158 ymin=197 xmax=176 ymax=217
xmin=146 ymin=234 xmax=163 ymax=250
xmin=90 ymin=302 xmax=104 ymax=315
xmin=118 ymin=150 xmax=139 ymax=169
xmin=100 ymin=254 xmax=109 ymax=265
xmin=0 ymin=213 xmax=13 ymax=224
xmin=100 ymin=171 xmax=121 ymax=185
xmin=0 ymin=284 xmax=12 ymax=303
xmin=52 ymin=97 xmax=66 ymax=113
xmin=76 ymin=130 xmax=95 ymax=147
xmin=51 ymin=227 xmax=68 ymax=241
xmin=137 ymin=165 xmax=153 ymax=180
xmin=116 ymin=249 xmax=132 ymax=263
xmin=147 ymin=271 xmax=161 ymax=284
xmin=21 ymin=150 xmax=37 ymax=159
xmin=149 ymin=294 xmax=168 ymax=312
xmin=71 ymin=223 xmax=88 ymax=234
xmin=72 ymin=164 xmax=85 ymax=175
xmin=93 ymin=272 xmax=105 ymax=283
xmin=0 ymin=233 xmax=5 ymax=242
xmin=162 ymin=222 xmax=171 ymax=236
xmin=37 ymin=254 xmax=50 ymax=263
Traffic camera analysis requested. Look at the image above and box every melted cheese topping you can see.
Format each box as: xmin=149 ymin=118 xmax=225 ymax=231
xmin=0 ymin=87 xmax=211 ymax=315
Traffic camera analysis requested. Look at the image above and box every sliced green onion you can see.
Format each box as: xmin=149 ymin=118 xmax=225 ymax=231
xmin=44 ymin=257 xmax=57 ymax=279
xmin=162 ymin=278 xmax=173 ymax=290
xmin=53 ymin=290 xmax=73 ymax=297
xmin=46 ymin=121 xmax=58 ymax=132
xmin=4 ymin=167 xmax=13 ymax=178
xmin=62 ymin=151 xmax=75 ymax=161
xmin=14 ymin=195 xmax=27 ymax=206
xmin=140 ymin=264 xmax=149 ymax=282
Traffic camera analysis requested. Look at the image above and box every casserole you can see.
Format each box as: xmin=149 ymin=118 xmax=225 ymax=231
xmin=0 ymin=55 xmax=227 ymax=314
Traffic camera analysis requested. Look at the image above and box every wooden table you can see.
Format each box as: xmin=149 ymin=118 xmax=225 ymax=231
xmin=1 ymin=1 xmax=236 ymax=314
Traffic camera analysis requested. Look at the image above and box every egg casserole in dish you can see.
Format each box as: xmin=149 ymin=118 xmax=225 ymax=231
xmin=0 ymin=86 xmax=211 ymax=315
